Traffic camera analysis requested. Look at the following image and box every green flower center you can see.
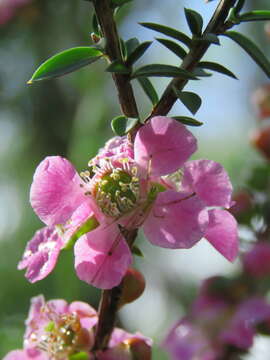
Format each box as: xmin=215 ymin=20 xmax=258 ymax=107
xmin=95 ymin=168 xmax=140 ymax=217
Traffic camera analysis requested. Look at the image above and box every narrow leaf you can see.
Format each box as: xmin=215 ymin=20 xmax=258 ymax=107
xmin=28 ymin=47 xmax=103 ymax=83
xmin=198 ymin=61 xmax=237 ymax=79
xmin=64 ymin=216 xmax=99 ymax=250
xmin=172 ymin=116 xmax=203 ymax=127
xmin=174 ymin=90 xmax=202 ymax=115
xmin=239 ymin=10 xmax=270 ymax=22
xmin=92 ymin=13 xmax=100 ymax=37
xmin=223 ymin=31 xmax=270 ymax=78
xmin=106 ymin=60 xmax=130 ymax=74
xmin=193 ymin=68 xmax=212 ymax=77
xmin=126 ymin=41 xmax=152 ymax=66
xmin=137 ymin=77 xmax=159 ymax=106
xmin=156 ymin=38 xmax=187 ymax=59
xmin=184 ymin=8 xmax=203 ymax=36
xmin=140 ymin=22 xmax=192 ymax=47
xmin=120 ymin=38 xmax=127 ymax=59
xmin=132 ymin=64 xmax=197 ymax=79
xmin=111 ymin=116 xmax=138 ymax=136
xmin=132 ymin=245 xmax=144 ymax=257
xmin=125 ymin=37 xmax=140 ymax=57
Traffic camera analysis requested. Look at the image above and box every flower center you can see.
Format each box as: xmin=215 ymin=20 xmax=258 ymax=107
xmin=37 ymin=313 xmax=90 ymax=359
xmin=94 ymin=168 xmax=140 ymax=217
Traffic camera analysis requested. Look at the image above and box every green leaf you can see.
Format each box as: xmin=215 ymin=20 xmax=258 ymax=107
xmin=200 ymin=33 xmax=220 ymax=45
xmin=106 ymin=60 xmax=130 ymax=74
xmin=69 ymin=352 xmax=89 ymax=360
xmin=126 ymin=41 xmax=152 ymax=66
xmin=28 ymin=47 xmax=104 ymax=83
xmin=139 ymin=22 xmax=192 ymax=47
xmin=184 ymin=8 xmax=204 ymax=36
xmin=137 ymin=77 xmax=159 ymax=106
xmin=193 ymin=67 xmax=212 ymax=77
xmin=239 ymin=10 xmax=270 ymax=22
xmin=198 ymin=61 xmax=237 ymax=79
xmin=132 ymin=64 xmax=197 ymax=79
xmin=111 ymin=116 xmax=138 ymax=136
xmin=132 ymin=245 xmax=144 ymax=257
xmin=174 ymin=90 xmax=202 ymax=115
xmin=172 ymin=116 xmax=203 ymax=126
xmin=125 ymin=37 xmax=140 ymax=57
xmin=156 ymin=38 xmax=187 ymax=59
xmin=45 ymin=321 xmax=55 ymax=332
xmin=64 ymin=216 xmax=99 ymax=250
xmin=235 ymin=0 xmax=246 ymax=14
xmin=120 ymin=38 xmax=127 ymax=59
xmin=223 ymin=31 xmax=270 ymax=78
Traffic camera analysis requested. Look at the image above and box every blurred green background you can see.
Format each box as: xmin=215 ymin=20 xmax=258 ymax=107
xmin=0 ymin=0 xmax=270 ymax=358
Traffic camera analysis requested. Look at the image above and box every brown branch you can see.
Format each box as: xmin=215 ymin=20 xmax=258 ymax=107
xmin=92 ymin=0 xmax=139 ymax=118
xmin=150 ymin=0 xmax=238 ymax=118
xmin=93 ymin=228 xmax=138 ymax=355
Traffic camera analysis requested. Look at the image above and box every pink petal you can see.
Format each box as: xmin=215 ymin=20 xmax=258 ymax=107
xmin=143 ymin=190 xmax=207 ymax=249
xmin=134 ymin=116 xmax=197 ymax=177
xmin=163 ymin=319 xmax=217 ymax=360
xmin=3 ymin=350 xmax=46 ymax=360
xmin=221 ymin=298 xmax=270 ymax=349
xmin=18 ymin=227 xmax=63 ymax=283
xmin=63 ymin=201 xmax=99 ymax=247
xmin=182 ymin=160 xmax=233 ymax=208
xmin=243 ymin=242 xmax=270 ymax=277
xmin=204 ymin=209 xmax=238 ymax=262
xmin=30 ymin=156 xmax=85 ymax=227
xmin=46 ymin=299 xmax=68 ymax=315
xmin=69 ymin=301 xmax=98 ymax=329
xmin=74 ymin=224 xmax=132 ymax=289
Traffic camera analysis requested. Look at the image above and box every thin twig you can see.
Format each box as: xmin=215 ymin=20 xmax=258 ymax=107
xmin=92 ymin=0 xmax=139 ymax=118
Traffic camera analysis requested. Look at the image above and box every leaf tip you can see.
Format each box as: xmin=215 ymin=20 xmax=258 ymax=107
xmin=27 ymin=79 xmax=33 ymax=85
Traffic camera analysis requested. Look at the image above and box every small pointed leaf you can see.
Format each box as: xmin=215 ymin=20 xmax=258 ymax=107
xmin=126 ymin=41 xmax=152 ymax=66
xmin=137 ymin=77 xmax=159 ymax=106
xmin=64 ymin=216 xmax=99 ymax=250
xmin=174 ymin=90 xmax=202 ymax=115
xmin=198 ymin=61 xmax=237 ymax=79
xmin=132 ymin=64 xmax=197 ymax=79
xmin=111 ymin=116 xmax=138 ymax=136
xmin=28 ymin=47 xmax=104 ymax=83
xmin=235 ymin=0 xmax=245 ymax=14
xmin=69 ymin=352 xmax=89 ymax=360
xmin=139 ymin=22 xmax=192 ymax=47
xmin=156 ymin=38 xmax=187 ymax=59
xmin=172 ymin=116 xmax=203 ymax=127
xmin=184 ymin=8 xmax=204 ymax=36
xmin=239 ymin=10 xmax=270 ymax=22
xmin=223 ymin=31 xmax=270 ymax=78
xmin=125 ymin=37 xmax=140 ymax=57
xmin=193 ymin=67 xmax=212 ymax=77
xmin=132 ymin=245 xmax=144 ymax=257
xmin=92 ymin=13 xmax=101 ymax=37
xmin=106 ymin=60 xmax=130 ymax=74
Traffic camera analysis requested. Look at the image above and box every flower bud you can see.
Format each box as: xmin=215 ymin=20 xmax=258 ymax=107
xmin=229 ymin=190 xmax=253 ymax=220
xmin=265 ymin=22 xmax=270 ymax=40
xmin=119 ymin=268 xmax=146 ymax=308
xmin=251 ymin=126 xmax=270 ymax=160
xmin=251 ymin=84 xmax=270 ymax=119
xmin=128 ymin=337 xmax=152 ymax=360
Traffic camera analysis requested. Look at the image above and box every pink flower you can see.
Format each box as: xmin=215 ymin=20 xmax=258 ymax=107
xmin=0 ymin=0 xmax=31 ymax=26
xmin=20 ymin=116 xmax=238 ymax=289
xmin=4 ymin=295 xmax=152 ymax=360
xmin=163 ymin=276 xmax=270 ymax=359
xmin=243 ymin=242 xmax=270 ymax=277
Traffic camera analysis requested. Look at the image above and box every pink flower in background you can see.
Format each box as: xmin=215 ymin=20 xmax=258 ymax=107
xmin=0 ymin=0 xmax=31 ymax=26
xmin=163 ymin=276 xmax=270 ymax=359
xmin=243 ymin=242 xmax=270 ymax=277
xmin=4 ymin=295 xmax=152 ymax=360
xmin=20 ymin=116 xmax=238 ymax=289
